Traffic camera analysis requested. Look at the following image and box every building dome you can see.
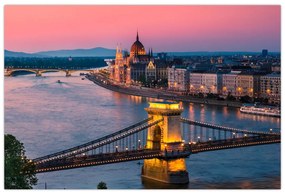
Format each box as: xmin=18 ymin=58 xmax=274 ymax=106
xmin=130 ymin=32 xmax=146 ymax=57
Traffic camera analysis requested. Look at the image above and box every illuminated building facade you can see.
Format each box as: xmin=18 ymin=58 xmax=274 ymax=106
xmin=202 ymin=73 xmax=222 ymax=94
xmin=168 ymin=66 xmax=190 ymax=91
xmin=260 ymin=74 xmax=280 ymax=104
xmin=236 ymin=73 xmax=260 ymax=98
xmin=109 ymin=32 xmax=170 ymax=84
xmin=222 ymin=71 xmax=240 ymax=96
xmin=189 ymin=72 xmax=203 ymax=94
xmin=189 ymin=72 xmax=222 ymax=94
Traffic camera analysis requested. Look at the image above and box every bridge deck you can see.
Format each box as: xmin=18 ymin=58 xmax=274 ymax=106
xmin=189 ymin=135 xmax=280 ymax=153
xmin=181 ymin=117 xmax=280 ymax=136
xmin=34 ymin=118 xmax=163 ymax=164
xmin=33 ymin=116 xmax=280 ymax=173
xmin=36 ymin=150 xmax=161 ymax=173
xmin=35 ymin=134 xmax=280 ymax=173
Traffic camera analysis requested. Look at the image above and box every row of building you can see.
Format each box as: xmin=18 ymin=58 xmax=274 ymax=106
xmin=168 ymin=66 xmax=280 ymax=104
xmin=108 ymin=33 xmax=280 ymax=104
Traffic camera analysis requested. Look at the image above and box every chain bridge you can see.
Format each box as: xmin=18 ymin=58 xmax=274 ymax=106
xmin=33 ymin=101 xmax=280 ymax=184
xmin=4 ymin=68 xmax=96 ymax=77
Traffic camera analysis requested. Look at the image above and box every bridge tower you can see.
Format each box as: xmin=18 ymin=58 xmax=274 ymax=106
xmin=36 ymin=70 xmax=42 ymax=77
xmin=66 ymin=70 xmax=71 ymax=77
xmin=4 ymin=69 xmax=11 ymax=76
xmin=142 ymin=101 xmax=189 ymax=184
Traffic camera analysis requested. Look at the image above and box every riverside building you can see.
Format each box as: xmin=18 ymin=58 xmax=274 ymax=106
xmin=168 ymin=66 xmax=190 ymax=91
xmin=109 ymin=32 xmax=170 ymax=85
xmin=222 ymin=71 xmax=240 ymax=96
xmin=236 ymin=73 xmax=261 ymax=98
xmin=189 ymin=72 xmax=222 ymax=94
xmin=260 ymin=73 xmax=280 ymax=104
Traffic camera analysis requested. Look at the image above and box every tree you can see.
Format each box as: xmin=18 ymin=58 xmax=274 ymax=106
xmin=226 ymin=94 xmax=236 ymax=101
xmin=240 ymin=95 xmax=252 ymax=103
xmin=5 ymin=134 xmax=37 ymax=189
xmin=97 ymin=181 xmax=107 ymax=189
xmin=138 ymin=75 xmax=146 ymax=85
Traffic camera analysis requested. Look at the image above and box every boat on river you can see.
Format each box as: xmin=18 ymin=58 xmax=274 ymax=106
xmin=240 ymin=103 xmax=280 ymax=117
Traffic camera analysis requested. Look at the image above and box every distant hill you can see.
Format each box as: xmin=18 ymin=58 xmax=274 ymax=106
xmin=164 ymin=51 xmax=258 ymax=56
xmin=35 ymin=47 xmax=116 ymax=57
xmin=4 ymin=50 xmax=46 ymax=58
xmin=5 ymin=48 xmax=280 ymax=58
xmin=165 ymin=51 xmax=280 ymax=56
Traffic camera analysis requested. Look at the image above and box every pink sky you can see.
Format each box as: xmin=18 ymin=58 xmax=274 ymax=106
xmin=4 ymin=5 xmax=280 ymax=53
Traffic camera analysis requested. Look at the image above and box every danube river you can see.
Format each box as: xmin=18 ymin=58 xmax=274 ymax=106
xmin=4 ymin=71 xmax=280 ymax=189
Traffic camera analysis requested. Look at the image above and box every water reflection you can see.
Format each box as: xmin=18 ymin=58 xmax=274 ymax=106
xmin=129 ymin=95 xmax=142 ymax=104
xmin=4 ymin=72 xmax=280 ymax=189
xmin=223 ymin=106 xmax=229 ymax=116
xmin=186 ymin=103 xmax=195 ymax=121
xmin=142 ymin=178 xmax=189 ymax=189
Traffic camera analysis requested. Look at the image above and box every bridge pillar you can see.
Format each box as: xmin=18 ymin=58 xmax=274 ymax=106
xmin=142 ymin=101 xmax=189 ymax=184
xmin=66 ymin=70 xmax=71 ymax=77
xmin=4 ymin=70 xmax=11 ymax=76
xmin=36 ymin=70 xmax=42 ymax=77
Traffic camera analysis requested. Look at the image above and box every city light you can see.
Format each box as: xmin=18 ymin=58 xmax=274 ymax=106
xmin=5 ymin=6 xmax=281 ymax=188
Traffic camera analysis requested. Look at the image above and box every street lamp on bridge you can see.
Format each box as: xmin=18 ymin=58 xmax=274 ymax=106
xmin=232 ymin=132 xmax=236 ymax=139
xmin=138 ymin=139 xmax=141 ymax=149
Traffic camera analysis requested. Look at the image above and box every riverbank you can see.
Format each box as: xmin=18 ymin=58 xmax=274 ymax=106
xmin=86 ymin=74 xmax=242 ymax=108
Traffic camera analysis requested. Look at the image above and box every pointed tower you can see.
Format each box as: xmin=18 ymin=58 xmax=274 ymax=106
xmin=114 ymin=44 xmax=125 ymax=83
xmin=130 ymin=30 xmax=146 ymax=57
xmin=115 ymin=44 xmax=123 ymax=61
xmin=136 ymin=30 xmax=139 ymax=41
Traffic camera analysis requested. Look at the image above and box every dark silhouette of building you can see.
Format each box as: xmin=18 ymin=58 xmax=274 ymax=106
xmin=262 ymin=49 xmax=268 ymax=57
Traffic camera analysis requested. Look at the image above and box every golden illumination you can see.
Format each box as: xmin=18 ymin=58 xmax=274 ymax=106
xmin=146 ymin=101 xmax=183 ymax=150
xmin=149 ymin=102 xmax=180 ymax=110
xmin=168 ymin=159 xmax=186 ymax=172
xmin=147 ymin=61 xmax=155 ymax=69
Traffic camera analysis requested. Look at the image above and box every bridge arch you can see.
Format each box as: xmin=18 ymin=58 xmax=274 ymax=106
xmin=40 ymin=69 xmax=63 ymax=74
xmin=152 ymin=125 xmax=162 ymax=150
xmin=6 ymin=68 xmax=96 ymax=77
xmin=8 ymin=69 xmax=38 ymax=76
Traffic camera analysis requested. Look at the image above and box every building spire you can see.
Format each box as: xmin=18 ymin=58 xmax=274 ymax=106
xmin=136 ymin=30 xmax=139 ymax=41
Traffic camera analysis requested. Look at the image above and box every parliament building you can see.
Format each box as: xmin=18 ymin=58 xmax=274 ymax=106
xmin=109 ymin=32 xmax=169 ymax=85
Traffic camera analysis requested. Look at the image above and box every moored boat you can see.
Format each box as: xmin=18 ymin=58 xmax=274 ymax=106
xmin=240 ymin=103 xmax=280 ymax=117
